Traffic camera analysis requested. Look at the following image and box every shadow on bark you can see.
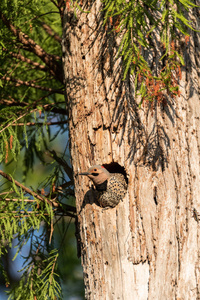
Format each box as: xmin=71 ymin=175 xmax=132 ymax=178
xmin=113 ymin=81 xmax=173 ymax=171
xmin=80 ymin=189 xmax=99 ymax=211
xmin=92 ymin=11 xmax=177 ymax=171
xmin=64 ymin=2 xmax=186 ymax=171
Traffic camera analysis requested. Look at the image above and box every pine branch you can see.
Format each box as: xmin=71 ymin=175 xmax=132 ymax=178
xmin=0 ymin=12 xmax=63 ymax=83
xmin=6 ymin=50 xmax=49 ymax=71
xmin=1 ymin=197 xmax=76 ymax=218
xmin=3 ymin=198 xmax=36 ymax=202
xmin=0 ymin=98 xmax=68 ymax=115
xmin=0 ymin=209 xmax=76 ymax=218
xmin=0 ymin=169 xmax=57 ymax=207
xmin=0 ymin=108 xmax=37 ymax=134
xmin=41 ymin=22 xmax=62 ymax=43
xmin=48 ymin=150 xmax=74 ymax=182
xmin=0 ymin=98 xmax=28 ymax=107
xmin=0 ymin=191 xmax=15 ymax=196
xmin=55 ymin=181 xmax=73 ymax=192
xmin=11 ymin=120 xmax=68 ymax=126
xmin=50 ymin=0 xmax=59 ymax=8
xmin=50 ymin=253 xmax=58 ymax=284
xmin=2 ymin=76 xmax=64 ymax=94
xmin=42 ymin=104 xmax=68 ymax=115
xmin=24 ymin=11 xmax=61 ymax=25
xmin=50 ymin=0 xmax=65 ymax=19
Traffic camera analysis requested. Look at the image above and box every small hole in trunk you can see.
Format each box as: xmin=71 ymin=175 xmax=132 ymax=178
xmin=102 ymin=162 xmax=128 ymax=184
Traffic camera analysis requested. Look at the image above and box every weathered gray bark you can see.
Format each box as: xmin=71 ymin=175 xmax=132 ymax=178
xmin=63 ymin=1 xmax=200 ymax=299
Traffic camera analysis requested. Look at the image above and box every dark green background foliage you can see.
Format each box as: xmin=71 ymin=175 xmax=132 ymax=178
xmin=0 ymin=0 xmax=83 ymax=299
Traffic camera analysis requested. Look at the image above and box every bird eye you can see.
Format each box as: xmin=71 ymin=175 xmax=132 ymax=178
xmin=94 ymin=168 xmax=97 ymax=171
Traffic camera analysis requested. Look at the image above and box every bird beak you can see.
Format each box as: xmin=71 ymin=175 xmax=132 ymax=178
xmin=79 ymin=172 xmax=89 ymax=176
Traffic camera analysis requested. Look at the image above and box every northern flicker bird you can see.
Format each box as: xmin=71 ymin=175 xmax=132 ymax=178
xmin=79 ymin=165 xmax=127 ymax=208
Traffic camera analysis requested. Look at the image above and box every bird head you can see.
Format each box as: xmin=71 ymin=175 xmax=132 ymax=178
xmin=79 ymin=165 xmax=111 ymax=186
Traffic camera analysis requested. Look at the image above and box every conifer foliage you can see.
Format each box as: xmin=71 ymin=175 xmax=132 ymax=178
xmin=103 ymin=0 xmax=197 ymax=105
xmin=0 ymin=0 xmax=77 ymax=299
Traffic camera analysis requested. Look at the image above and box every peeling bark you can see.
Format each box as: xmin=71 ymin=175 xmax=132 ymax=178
xmin=63 ymin=1 xmax=200 ymax=299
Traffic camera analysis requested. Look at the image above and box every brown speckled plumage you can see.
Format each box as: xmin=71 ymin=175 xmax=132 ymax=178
xmin=79 ymin=165 xmax=127 ymax=208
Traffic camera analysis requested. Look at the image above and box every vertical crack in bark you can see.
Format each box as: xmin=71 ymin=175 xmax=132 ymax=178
xmin=185 ymin=111 xmax=193 ymax=235
xmin=195 ymin=225 xmax=200 ymax=299
xmin=172 ymin=161 xmax=181 ymax=299
xmin=116 ymin=209 xmax=125 ymax=300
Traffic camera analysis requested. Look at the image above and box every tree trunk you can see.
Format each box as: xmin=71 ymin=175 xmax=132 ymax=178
xmin=63 ymin=1 xmax=200 ymax=299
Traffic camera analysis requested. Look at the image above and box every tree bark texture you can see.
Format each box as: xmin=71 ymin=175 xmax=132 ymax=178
xmin=63 ymin=1 xmax=200 ymax=299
